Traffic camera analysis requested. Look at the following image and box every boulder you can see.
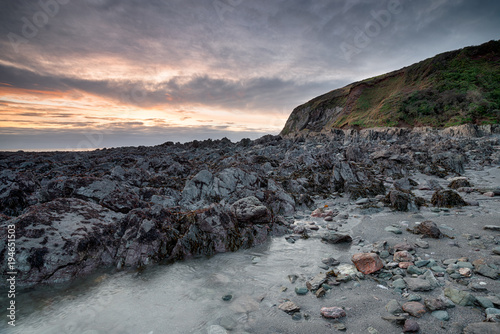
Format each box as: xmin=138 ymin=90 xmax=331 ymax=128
xmin=230 ymin=196 xmax=272 ymax=224
xmin=410 ymin=221 xmax=443 ymax=239
xmin=351 ymin=253 xmax=384 ymax=275
xmin=431 ymin=189 xmax=467 ymax=208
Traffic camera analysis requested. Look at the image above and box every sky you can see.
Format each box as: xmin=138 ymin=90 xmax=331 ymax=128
xmin=0 ymin=0 xmax=499 ymax=150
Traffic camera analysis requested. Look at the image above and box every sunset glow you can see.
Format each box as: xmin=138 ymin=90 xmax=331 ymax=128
xmin=1 ymin=0 xmax=499 ymax=149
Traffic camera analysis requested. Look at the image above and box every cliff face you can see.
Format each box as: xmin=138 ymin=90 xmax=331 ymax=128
xmin=281 ymin=40 xmax=500 ymax=136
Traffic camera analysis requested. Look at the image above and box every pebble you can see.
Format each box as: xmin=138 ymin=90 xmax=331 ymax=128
xmin=407 ymin=294 xmax=422 ymax=302
xmin=295 ymin=287 xmax=308 ymax=295
xmin=385 ymin=226 xmax=402 ymax=234
xmin=334 ymin=323 xmax=347 ymax=331
xmin=392 ymin=278 xmax=407 ymax=290
xmin=222 ymin=294 xmax=233 ymax=301
xmin=414 ymin=260 xmax=430 ymax=268
xmin=278 ymin=301 xmax=300 ymax=314
xmin=431 ymin=310 xmax=450 ymax=321
xmin=208 ymin=325 xmax=228 ymax=334
xmin=320 ymin=306 xmax=346 ymax=319
xmin=367 ymin=326 xmax=379 ymax=334
xmin=444 ymin=287 xmax=476 ymax=306
xmin=385 ymin=299 xmax=402 ymax=314
xmin=402 ymin=302 xmax=426 ymax=317
xmin=415 ymin=239 xmax=429 ymax=249
xmin=475 ymin=296 xmax=494 ymax=309
xmin=403 ymin=319 xmax=420 ymax=332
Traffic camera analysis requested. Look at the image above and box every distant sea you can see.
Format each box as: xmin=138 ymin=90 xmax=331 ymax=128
xmin=0 ymin=148 xmax=99 ymax=152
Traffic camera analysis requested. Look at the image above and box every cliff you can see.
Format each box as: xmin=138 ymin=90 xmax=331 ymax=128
xmin=281 ymin=40 xmax=500 ymax=136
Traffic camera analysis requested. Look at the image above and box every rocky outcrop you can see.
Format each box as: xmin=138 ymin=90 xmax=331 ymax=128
xmin=0 ymin=198 xmax=124 ymax=286
xmin=1 ymin=123 xmax=499 ymax=286
xmin=281 ymin=40 xmax=500 ymax=135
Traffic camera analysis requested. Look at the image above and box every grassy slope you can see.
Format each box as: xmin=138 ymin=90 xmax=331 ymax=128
xmin=281 ymin=40 xmax=500 ymax=135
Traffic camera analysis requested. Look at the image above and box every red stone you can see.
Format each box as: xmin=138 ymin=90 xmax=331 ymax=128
xmin=399 ymin=262 xmax=413 ymax=269
xmin=351 ymin=252 xmax=384 ymax=275
xmin=320 ymin=307 xmax=346 ymax=319
xmin=393 ymin=250 xmax=414 ymax=262
xmin=402 ymin=302 xmax=426 ymax=317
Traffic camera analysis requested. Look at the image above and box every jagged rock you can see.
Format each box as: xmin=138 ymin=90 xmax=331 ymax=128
xmin=409 ymin=221 xmax=443 ymax=238
xmin=448 ymin=178 xmax=472 ymax=189
xmin=402 ymin=302 xmax=426 ymax=317
xmin=475 ymin=264 xmax=499 ymax=280
xmin=278 ymin=301 xmax=300 ymax=314
xmin=351 ymin=253 xmax=384 ymax=275
xmin=321 ymin=232 xmax=353 ymax=244
xmin=463 ymin=322 xmax=500 ymax=334
xmin=444 ymin=287 xmax=477 ymax=306
xmin=384 ymin=190 xmax=419 ymax=212
xmin=0 ymin=198 xmax=124 ymax=286
xmin=230 ymin=196 xmax=272 ymax=224
xmin=424 ymin=297 xmax=455 ymax=311
xmin=431 ymin=189 xmax=467 ymax=208
xmin=306 ymin=273 xmax=328 ymax=291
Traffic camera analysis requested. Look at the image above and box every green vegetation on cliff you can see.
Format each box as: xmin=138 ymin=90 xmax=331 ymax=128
xmin=281 ymin=40 xmax=500 ymax=135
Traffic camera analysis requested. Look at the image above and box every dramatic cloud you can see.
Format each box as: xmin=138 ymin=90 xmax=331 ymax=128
xmin=0 ymin=0 xmax=499 ymax=149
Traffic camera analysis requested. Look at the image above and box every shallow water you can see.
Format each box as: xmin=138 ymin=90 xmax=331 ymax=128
xmin=6 ymin=237 xmax=348 ymax=334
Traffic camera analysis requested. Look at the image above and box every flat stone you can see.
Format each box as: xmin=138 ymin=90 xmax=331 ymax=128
xmin=486 ymin=308 xmax=500 ymax=322
xmin=295 ymin=287 xmax=308 ymax=295
xmin=208 ymin=325 xmax=228 ymax=334
xmin=404 ymin=277 xmax=433 ymax=291
xmin=393 ymin=242 xmax=414 ymax=251
xmin=321 ymin=232 xmax=352 ymax=244
xmin=306 ymin=273 xmax=328 ymax=291
xmin=399 ymin=262 xmax=413 ymax=269
xmin=492 ymin=247 xmax=500 ymax=255
xmin=403 ymin=319 xmax=420 ymax=332
xmin=484 ymin=225 xmax=500 ymax=231
xmin=322 ymin=257 xmax=340 ymax=266
xmin=476 ymin=296 xmax=495 ymax=309
xmin=431 ymin=310 xmax=450 ymax=321
xmin=379 ymin=250 xmax=390 ymax=258
xmin=407 ymin=294 xmax=422 ymax=302
xmin=334 ymin=323 xmax=347 ymax=331
xmin=382 ymin=315 xmax=406 ymax=325
xmin=414 ymin=260 xmax=430 ymax=268
xmin=351 ymin=253 xmax=384 ymax=275
xmin=402 ymin=302 xmax=426 ymax=317
xmin=392 ymin=278 xmax=407 ymax=290
xmin=457 ymin=261 xmax=474 ymax=269
xmin=414 ymin=239 xmax=429 ymax=249
xmin=424 ymin=297 xmax=454 ymax=311
xmin=431 ymin=266 xmax=446 ymax=273
xmin=394 ymin=251 xmax=414 ymax=262
xmin=315 ymin=287 xmax=326 ymax=298
xmin=386 ymin=299 xmax=402 ymax=314
xmin=463 ymin=322 xmax=500 ymax=334
xmin=460 ymin=267 xmax=473 ymax=277
xmin=444 ymin=287 xmax=477 ymax=306
xmin=320 ymin=306 xmax=346 ymax=319
xmin=278 ymin=301 xmax=300 ymax=314
xmin=475 ymin=264 xmax=499 ymax=280
xmin=385 ymin=226 xmax=402 ymax=234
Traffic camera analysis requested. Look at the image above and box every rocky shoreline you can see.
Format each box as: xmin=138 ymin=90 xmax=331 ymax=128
xmin=1 ymin=124 xmax=500 ymax=331
xmin=0 ymin=124 xmax=499 ymax=285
